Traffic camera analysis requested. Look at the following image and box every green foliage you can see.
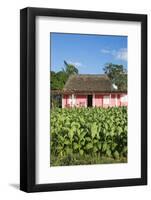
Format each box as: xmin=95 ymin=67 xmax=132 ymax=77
xmin=63 ymin=60 xmax=79 ymax=76
xmin=51 ymin=60 xmax=79 ymax=90
xmin=51 ymin=71 xmax=68 ymax=90
xmin=51 ymin=60 xmax=79 ymax=108
xmin=50 ymin=107 xmax=127 ymax=166
xmin=103 ymin=63 xmax=127 ymax=91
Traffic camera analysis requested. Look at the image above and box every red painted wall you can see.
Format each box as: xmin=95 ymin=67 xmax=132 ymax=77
xmin=62 ymin=93 xmax=128 ymax=108
xmin=76 ymin=95 xmax=87 ymax=107
xmin=95 ymin=95 xmax=103 ymax=107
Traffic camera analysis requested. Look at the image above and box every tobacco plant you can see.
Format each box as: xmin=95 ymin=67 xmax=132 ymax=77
xmin=50 ymin=107 xmax=127 ymax=165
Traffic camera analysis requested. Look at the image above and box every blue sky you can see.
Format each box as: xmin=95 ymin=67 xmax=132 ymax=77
xmin=50 ymin=33 xmax=127 ymax=74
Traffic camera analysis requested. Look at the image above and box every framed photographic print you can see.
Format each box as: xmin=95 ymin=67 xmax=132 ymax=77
xmin=20 ymin=7 xmax=147 ymax=192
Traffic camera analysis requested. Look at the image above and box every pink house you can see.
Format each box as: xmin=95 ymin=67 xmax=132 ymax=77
xmin=61 ymin=74 xmax=127 ymax=108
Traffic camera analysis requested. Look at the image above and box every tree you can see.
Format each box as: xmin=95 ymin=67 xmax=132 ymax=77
xmin=51 ymin=61 xmax=79 ymax=108
xmin=63 ymin=60 xmax=78 ymax=76
xmin=103 ymin=63 xmax=127 ymax=91
xmin=51 ymin=60 xmax=79 ymax=90
xmin=51 ymin=71 xmax=68 ymax=90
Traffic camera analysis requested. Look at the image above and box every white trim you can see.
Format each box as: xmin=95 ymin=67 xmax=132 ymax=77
xmin=72 ymin=94 xmax=76 ymax=107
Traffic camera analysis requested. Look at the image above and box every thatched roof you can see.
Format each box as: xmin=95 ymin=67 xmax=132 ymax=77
xmin=62 ymin=74 xmax=125 ymax=93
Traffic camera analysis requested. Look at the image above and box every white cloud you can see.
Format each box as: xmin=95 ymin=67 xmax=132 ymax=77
xmin=100 ymin=49 xmax=110 ymax=54
xmin=74 ymin=62 xmax=82 ymax=67
xmin=67 ymin=60 xmax=82 ymax=67
xmin=100 ymin=48 xmax=127 ymax=62
xmin=115 ymin=48 xmax=127 ymax=61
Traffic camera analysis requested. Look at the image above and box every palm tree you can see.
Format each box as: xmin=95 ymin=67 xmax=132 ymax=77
xmin=63 ymin=60 xmax=78 ymax=76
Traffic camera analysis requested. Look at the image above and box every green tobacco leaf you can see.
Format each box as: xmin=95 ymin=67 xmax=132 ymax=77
xmin=123 ymin=146 xmax=127 ymax=153
xmin=64 ymin=139 xmax=70 ymax=145
xmin=102 ymin=143 xmax=107 ymax=152
xmin=111 ymin=143 xmax=117 ymax=151
xmin=73 ymin=143 xmax=79 ymax=150
xmin=68 ymin=129 xmax=74 ymax=141
xmin=97 ymin=143 xmax=102 ymax=150
xmin=58 ymin=135 xmax=65 ymax=142
xmin=113 ymin=151 xmax=119 ymax=159
xmin=85 ymin=137 xmax=91 ymax=142
xmin=106 ymin=149 xmax=111 ymax=157
xmin=104 ymin=123 xmax=108 ymax=130
xmin=80 ymin=132 xmax=87 ymax=140
xmin=85 ymin=143 xmax=93 ymax=150
xmin=124 ymin=126 xmax=127 ymax=132
xmin=66 ymin=148 xmax=73 ymax=154
xmin=93 ymin=146 xmax=98 ymax=153
xmin=91 ymin=123 xmax=98 ymax=139
xmin=79 ymin=149 xmax=84 ymax=156
xmin=51 ymin=107 xmax=127 ymax=161
xmin=118 ymin=127 xmax=123 ymax=135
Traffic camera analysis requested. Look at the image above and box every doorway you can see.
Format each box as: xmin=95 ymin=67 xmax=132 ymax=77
xmin=87 ymin=95 xmax=93 ymax=107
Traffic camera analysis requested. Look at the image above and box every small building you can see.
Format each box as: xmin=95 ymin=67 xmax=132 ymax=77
xmin=61 ymin=74 xmax=127 ymax=108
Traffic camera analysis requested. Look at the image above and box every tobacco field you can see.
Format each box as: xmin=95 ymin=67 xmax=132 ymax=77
xmin=50 ymin=107 xmax=127 ymax=166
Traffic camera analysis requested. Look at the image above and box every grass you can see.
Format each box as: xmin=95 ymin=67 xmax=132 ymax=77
xmin=50 ymin=153 xmax=127 ymax=167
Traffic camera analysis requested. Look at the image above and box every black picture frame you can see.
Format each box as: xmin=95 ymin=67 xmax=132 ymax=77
xmin=20 ymin=7 xmax=147 ymax=192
